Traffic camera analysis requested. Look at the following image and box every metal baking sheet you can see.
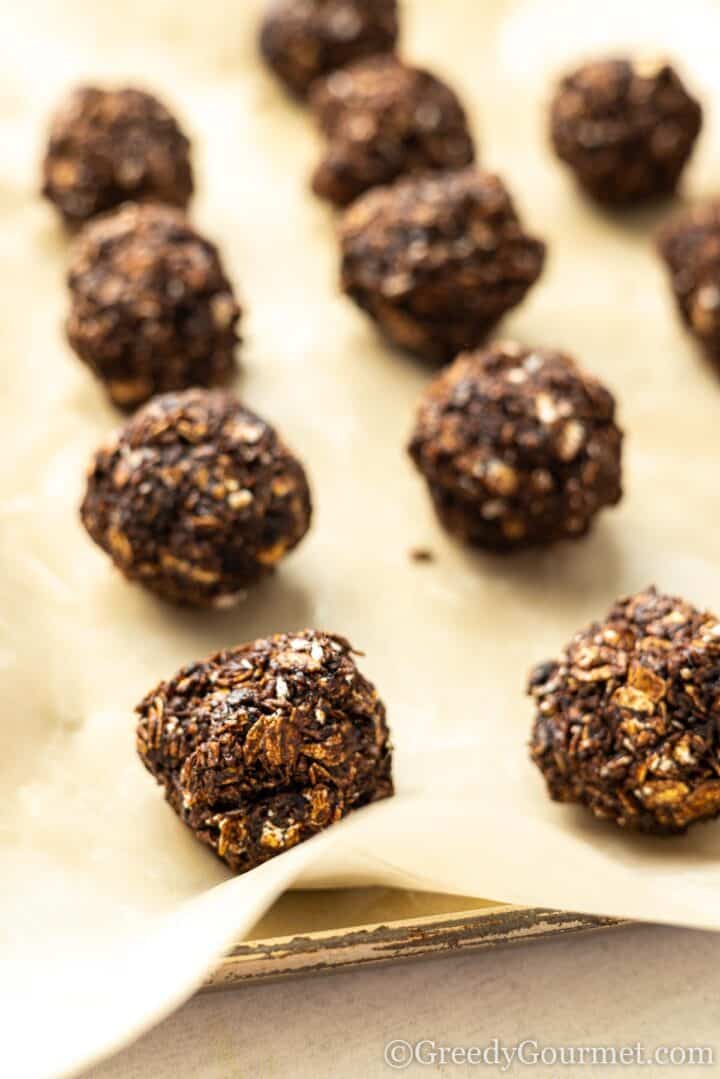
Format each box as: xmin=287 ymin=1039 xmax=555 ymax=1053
xmin=208 ymin=892 xmax=623 ymax=987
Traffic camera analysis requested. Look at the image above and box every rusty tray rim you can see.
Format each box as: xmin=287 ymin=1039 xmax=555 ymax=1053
xmin=205 ymin=904 xmax=627 ymax=989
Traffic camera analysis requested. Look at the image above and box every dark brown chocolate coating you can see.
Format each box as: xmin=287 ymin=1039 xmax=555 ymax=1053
xmin=42 ymin=86 xmax=194 ymax=228
xmin=310 ymin=55 xmax=475 ymax=207
xmin=529 ymin=588 xmax=720 ymax=834
xmin=136 ymin=629 xmax=393 ymax=872
xmin=340 ymin=169 xmax=545 ymax=362
xmin=657 ymin=200 xmax=720 ymax=363
xmin=408 ymin=342 xmax=623 ymax=550
xmin=66 ymin=202 xmax=240 ymax=410
xmin=259 ymin=0 xmax=399 ymax=98
xmin=550 ymin=58 xmax=702 ymax=205
xmin=80 ymin=389 xmax=312 ymax=607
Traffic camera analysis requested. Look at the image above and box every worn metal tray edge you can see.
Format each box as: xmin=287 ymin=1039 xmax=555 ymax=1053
xmin=204 ymin=906 xmax=627 ymax=989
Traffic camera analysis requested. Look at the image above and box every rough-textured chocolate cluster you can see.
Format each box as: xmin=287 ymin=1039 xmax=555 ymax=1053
xmin=310 ymin=55 xmax=475 ymax=207
xmin=66 ymin=202 xmax=240 ymax=410
xmin=408 ymin=343 xmax=623 ymax=550
xmin=42 ymin=86 xmax=194 ymax=229
xmin=340 ymin=169 xmax=545 ymax=361
xmin=657 ymin=200 xmax=720 ymax=363
xmin=136 ymin=629 xmax=394 ymax=872
xmin=550 ymin=59 xmax=702 ymax=205
xmin=529 ymin=588 xmax=720 ymax=834
xmin=259 ymin=0 xmax=399 ymax=98
xmin=80 ymin=389 xmax=311 ymax=607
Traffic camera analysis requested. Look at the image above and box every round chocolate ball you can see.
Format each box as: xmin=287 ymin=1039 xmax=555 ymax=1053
xmin=42 ymin=86 xmax=194 ymax=228
xmin=136 ymin=629 xmax=394 ymax=872
xmin=259 ymin=0 xmax=399 ymax=98
xmin=658 ymin=200 xmax=720 ymax=363
xmin=80 ymin=389 xmax=312 ymax=607
xmin=407 ymin=342 xmax=623 ymax=550
xmin=529 ymin=588 xmax=720 ymax=834
xmin=340 ymin=168 xmax=545 ymax=362
xmin=550 ymin=58 xmax=702 ymax=205
xmin=66 ymin=202 xmax=240 ymax=410
xmin=310 ymin=54 xmax=475 ymax=207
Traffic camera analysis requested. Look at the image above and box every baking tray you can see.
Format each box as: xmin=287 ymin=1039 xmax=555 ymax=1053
xmin=206 ymin=891 xmax=623 ymax=987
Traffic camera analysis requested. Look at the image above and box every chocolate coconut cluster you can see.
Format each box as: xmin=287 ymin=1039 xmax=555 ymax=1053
xmin=310 ymin=54 xmax=475 ymax=207
xmin=552 ymin=59 xmax=699 ymax=205
xmin=42 ymin=86 xmax=194 ymax=228
xmin=259 ymin=0 xmax=399 ymax=98
xmin=66 ymin=202 xmax=241 ymax=410
xmin=550 ymin=58 xmax=702 ymax=205
xmin=657 ymin=200 xmax=720 ymax=364
xmin=340 ymin=169 xmax=545 ymax=361
xmin=136 ymin=629 xmax=394 ymax=872
xmin=81 ymin=389 xmax=312 ymax=607
xmin=408 ymin=342 xmax=623 ymax=550
xmin=529 ymin=588 xmax=720 ymax=834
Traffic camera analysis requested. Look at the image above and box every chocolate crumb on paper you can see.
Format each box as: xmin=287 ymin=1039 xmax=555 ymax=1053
xmin=529 ymin=587 xmax=720 ymax=834
xmin=340 ymin=168 xmax=545 ymax=362
xmin=310 ymin=54 xmax=475 ymax=207
xmin=136 ymin=630 xmax=394 ymax=872
xmin=42 ymin=86 xmax=194 ymax=228
xmin=409 ymin=546 xmax=434 ymax=563
xmin=408 ymin=342 xmax=623 ymax=550
xmin=80 ymin=389 xmax=311 ymax=607
xmin=259 ymin=0 xmax=399 ymax=99
xmin=550 ymin=58 xmax=702 ymax=205
xmin=66 ymin=202 xmax=241 ymax=409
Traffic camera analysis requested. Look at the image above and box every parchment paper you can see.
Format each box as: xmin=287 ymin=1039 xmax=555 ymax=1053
xmin=4 ymin=0 xmax=720 ymax=1075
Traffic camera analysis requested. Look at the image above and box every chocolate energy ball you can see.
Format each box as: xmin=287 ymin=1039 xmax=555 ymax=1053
xmin=42 ymin=86 xmax=193 ymax=229
xmin=407 ymin=343 xmax=623 ymax=551
xmin=529 ymin=588 xmax=720 ymax=834
xmin=136 ymin=630 xmax=393 ymax=872
xmin=309 ymin=55 xmax=475 ymax=207
xmin=550 ymin=58 xmax=702 ymax=205
xmin=259 ymin=0 xmax=399 ymax=98
xmin=66 ymin=202 xmax=240 ymax=410
xmin=80 ymin=389 xmax=311 ymax=607
xmin=657 ymin=200 xmax=720 ymax=363
xmin=340 ymin=168 xmax=545 ymax=361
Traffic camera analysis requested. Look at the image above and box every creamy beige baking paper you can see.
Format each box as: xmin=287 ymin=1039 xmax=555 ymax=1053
xmin=4 ymin=0 xmax=720 ymax=1075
